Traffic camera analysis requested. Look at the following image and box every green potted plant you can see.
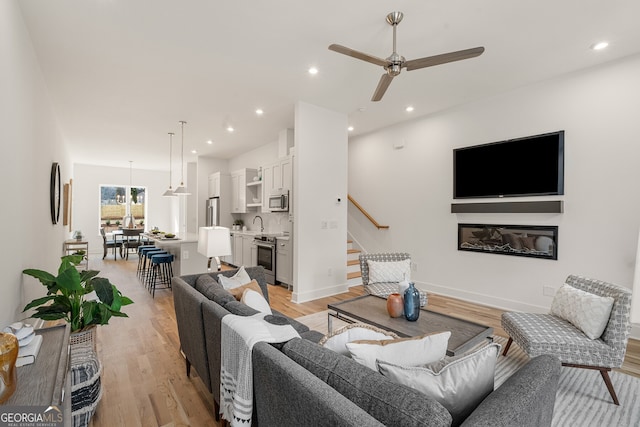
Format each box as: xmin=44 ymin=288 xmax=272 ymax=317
xmin=22 ymin=255 xmax=133 ymax=333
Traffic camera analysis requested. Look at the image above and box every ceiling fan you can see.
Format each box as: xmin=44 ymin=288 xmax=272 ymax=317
xmin=329 ymin=11 xmax=485 ymax=102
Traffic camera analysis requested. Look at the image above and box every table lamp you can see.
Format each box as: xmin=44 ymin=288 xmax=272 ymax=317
xmin=198 ymin=226 xmax=231 ymax=271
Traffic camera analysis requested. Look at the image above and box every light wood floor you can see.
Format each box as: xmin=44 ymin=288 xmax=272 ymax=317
xmin=86 ymin=256 xmax=640 ymax=426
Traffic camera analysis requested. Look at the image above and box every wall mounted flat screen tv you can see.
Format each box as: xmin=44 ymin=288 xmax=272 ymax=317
xmin=454 ymin=131 xmax=564 ymax=199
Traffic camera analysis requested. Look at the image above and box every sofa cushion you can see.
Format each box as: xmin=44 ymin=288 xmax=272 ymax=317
xmin=223 ymin=300 xmax=261 ymax=317
xmin=195 ymin=274 xmax=221 ymax=298
xmin=346 ymin=331 xmax=451 ymax=371
xmin=319 ymin=323 xmax=399 ymax=356
xmin=282 ymin=338 xmax=452 ymax=427
xmin=377 ymin=343 xmax=500 ymax=427
xmin=549 ymin=283 xmax=614 ymax=339
xmin=195 ymin=274 xmax=235 ymax=306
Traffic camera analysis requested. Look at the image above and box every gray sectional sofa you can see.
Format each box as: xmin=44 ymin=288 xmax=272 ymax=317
xmin=172 ymin=267 xmax=561 ymax=426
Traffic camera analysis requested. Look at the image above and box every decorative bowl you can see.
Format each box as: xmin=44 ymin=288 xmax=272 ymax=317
xmin=164 ymin=233 xmax=175 ymax=239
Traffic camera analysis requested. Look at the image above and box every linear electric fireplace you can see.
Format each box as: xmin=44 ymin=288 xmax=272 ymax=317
xmin=458 ymin=224 xmax=558 ymax=260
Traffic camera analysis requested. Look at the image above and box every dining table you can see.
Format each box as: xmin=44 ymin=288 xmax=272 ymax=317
xmin=111 ymin=228 xmax=146 ymax=259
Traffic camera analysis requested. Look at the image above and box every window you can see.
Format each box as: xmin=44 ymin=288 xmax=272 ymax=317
xmin=99 ymin=185 xmax=146 ymax=231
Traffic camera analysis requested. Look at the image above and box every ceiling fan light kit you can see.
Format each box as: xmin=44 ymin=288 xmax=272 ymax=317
xmin=329 ymin=11 xmax=484 ymax=101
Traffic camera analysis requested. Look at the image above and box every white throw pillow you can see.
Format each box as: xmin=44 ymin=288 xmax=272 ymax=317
xmin=318 ymin=324 xmax=399 ymax=356
xmin=241 ymin=289 xmax=272 ymax=314
xmin=217 ymin=266 xmax=252 ymax=289
xmin=549 ymin=283 xmax=614 ymax=339
xmin=367 ymin=259 xmax=411 ymax=284
xmin=377 ymin=343 xmax=501 ymax=426
xmin=346 ymin=331 xmax=451 ymax=370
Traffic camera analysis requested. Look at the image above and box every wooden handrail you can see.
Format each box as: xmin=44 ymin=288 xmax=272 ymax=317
xmin=347 ymin=194 xmax=389 ymax=229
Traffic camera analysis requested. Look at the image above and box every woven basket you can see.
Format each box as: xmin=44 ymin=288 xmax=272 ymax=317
xmin=70 ymin=326 xmax=97 ymax=352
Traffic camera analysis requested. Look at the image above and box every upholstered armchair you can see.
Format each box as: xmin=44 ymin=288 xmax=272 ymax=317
xmin=501 ymin=274 xmax=632 ymax=405
xmin=358 ymin=253 xmax=427 ymax=306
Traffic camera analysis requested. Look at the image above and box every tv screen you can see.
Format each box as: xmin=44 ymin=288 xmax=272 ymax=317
xmin=454 ymin=131 xmax=564 ymax=199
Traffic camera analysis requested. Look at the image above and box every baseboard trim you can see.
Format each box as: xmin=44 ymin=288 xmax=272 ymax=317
xmin=292 ymin=283 xmax=349 ymax=304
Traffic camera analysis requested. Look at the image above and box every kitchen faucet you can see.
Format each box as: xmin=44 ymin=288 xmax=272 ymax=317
xmin=253 ymin=215 xmax=264 ymax=232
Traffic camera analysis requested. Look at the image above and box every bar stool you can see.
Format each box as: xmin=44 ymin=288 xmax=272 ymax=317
xmin=136 ymin=245 xmax=156 ymax=276
xmin=138 ymin=247 xmax=165 ymax=280
xmin=148 ymin=253 xmax=174 ymax=298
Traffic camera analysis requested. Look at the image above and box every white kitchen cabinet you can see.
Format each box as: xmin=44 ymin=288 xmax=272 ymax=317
xmin=242 ymin=235 xmax=256 ymax=267
xmin=208 ymin=172 xmax=221 ymax=198
xmin=276 ymin=237 xmax=292 ymax=287
xmin=224 ymin=233 xmax=235 ymax=266
xmin=229 ymin=233 xmax=257 ymax=267
xmin=230 ymin=168 xmax=257 ymax=213
xmin=233 ymin=233 xmax=243 ymax=265
xmin=261 ymin=156 xmax=292 ymax=212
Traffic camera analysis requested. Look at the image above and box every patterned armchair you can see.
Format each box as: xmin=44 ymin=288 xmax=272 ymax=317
xmin=501 ymin=275 xmax=632 ymax=405
xmin=358 ymin=253 xmax=427 ymax=306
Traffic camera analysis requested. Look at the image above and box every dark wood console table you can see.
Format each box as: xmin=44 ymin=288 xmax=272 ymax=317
xmin=4 ymin=324 xmax=71 ymax=424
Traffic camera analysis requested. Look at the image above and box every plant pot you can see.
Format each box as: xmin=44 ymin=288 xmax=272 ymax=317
xmin=70 ymin=326 xmax=97 ymax=352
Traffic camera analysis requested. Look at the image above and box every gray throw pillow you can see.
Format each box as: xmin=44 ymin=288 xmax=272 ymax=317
xmin=377 ymin=343 xmax=501 ymax=427
xmin=282 ymin=338 xmax=452 ymax=427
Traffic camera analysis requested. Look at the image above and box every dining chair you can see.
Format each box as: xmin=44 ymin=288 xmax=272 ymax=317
xmin=121 ymin=228 xmax=143 ymax=260
xmin=100 ymin=228 xmax=121 ymax=260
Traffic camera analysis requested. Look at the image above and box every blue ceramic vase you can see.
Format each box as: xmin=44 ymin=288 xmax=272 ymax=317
xmin=403 ymin=282 xmax=420 ymax=321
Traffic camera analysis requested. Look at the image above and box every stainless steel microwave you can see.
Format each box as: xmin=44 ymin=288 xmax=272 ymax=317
xmin=269 ymin=189 xmax=289 ymax=212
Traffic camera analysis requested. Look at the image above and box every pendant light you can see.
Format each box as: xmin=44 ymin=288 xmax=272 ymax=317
xmin=174 ymin=120 xmax=191 ymax=195
xmin=123 ymin=161 xmax=136 ymax=228
xmin=162 ymin=132 xmax=177 ymax=197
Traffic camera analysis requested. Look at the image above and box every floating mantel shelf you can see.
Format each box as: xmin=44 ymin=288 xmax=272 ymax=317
xmin=451 ymin=200 xmax=563 ymax=214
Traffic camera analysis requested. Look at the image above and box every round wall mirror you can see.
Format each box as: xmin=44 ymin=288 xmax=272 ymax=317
xmin=50 ymin=162 xmax=61 ymax=224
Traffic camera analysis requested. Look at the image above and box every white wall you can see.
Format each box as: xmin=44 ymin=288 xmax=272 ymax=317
xmin=0 ymin=0 xmax=72 ymax=327
xmin=73 ymin=164 xmax=174 ymax=254
xmin=349 ymin=54 xmax=640 ymax=321
xmin=228 ymin=141 xmax=279 ymax=172
xmin=293 ymin=102 xmax=348 ymax=302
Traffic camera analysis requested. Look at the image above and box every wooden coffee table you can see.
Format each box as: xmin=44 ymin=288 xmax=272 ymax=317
xmin=328 ymin=295 xmax=493 ymax=356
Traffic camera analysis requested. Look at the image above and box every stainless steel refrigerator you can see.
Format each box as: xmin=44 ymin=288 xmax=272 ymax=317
xmin=205 ymin=197 xmax=220 ymax=226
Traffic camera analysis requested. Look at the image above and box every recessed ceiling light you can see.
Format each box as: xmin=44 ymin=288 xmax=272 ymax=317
xmin=191 ymin=150 xmax=197 ymax=154
xmin=227 ymin=126 xmax=235 ymax=133
xmin=207 ymin=140 xmax=213 ymax=145
xmin=591 ymin=41 xmax=609 ymax=50
xmin=255 ymin=109 xmax=264 ymax=116
xmin=347 ymin=126 xmax=354 ymax=132
xmin=405 ymin=106 xmax=414 ymax=112
xmin=308 ymin=67 xmax=319 ymax=75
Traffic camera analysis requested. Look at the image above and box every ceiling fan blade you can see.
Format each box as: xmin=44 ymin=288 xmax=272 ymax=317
xmin=404 ymin=47 xmax=485 ymax=71
xmin=329 ymin=44 xmax=389 ymax=67
xmin=371 ymin=74 xmax=394 ymax=102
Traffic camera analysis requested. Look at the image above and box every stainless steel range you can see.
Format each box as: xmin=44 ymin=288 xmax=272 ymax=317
xmin=254 ymin=234 xmax=277 ymax=284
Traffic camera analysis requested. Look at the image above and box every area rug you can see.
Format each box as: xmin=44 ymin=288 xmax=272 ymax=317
xmin=296 ymin=310 xmax=640 ymax=427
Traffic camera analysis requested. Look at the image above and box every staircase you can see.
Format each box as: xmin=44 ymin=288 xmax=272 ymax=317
xmin=347 ymin=240 xmax=363 ymax=287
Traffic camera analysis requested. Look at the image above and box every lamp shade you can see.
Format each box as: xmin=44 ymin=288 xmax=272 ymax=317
xmin=173 ymin=185 xmax=191 ymax=196
xmin=162 ymin=187 xmax=177 ymax=197
xmin=198 ymin=226 xmax=231 ymax=258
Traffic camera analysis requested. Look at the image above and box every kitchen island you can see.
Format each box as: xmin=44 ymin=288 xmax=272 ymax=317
xmin=144 ymin=233 xmax=208 ymax=277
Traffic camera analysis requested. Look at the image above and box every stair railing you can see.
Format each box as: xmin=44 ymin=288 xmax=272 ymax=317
xmin=347 ymin=194 xmax=389 ymax=230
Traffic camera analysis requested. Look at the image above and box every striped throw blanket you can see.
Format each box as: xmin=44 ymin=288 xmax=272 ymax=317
xmin=220 ymin=313 xmax=300 ymax=426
